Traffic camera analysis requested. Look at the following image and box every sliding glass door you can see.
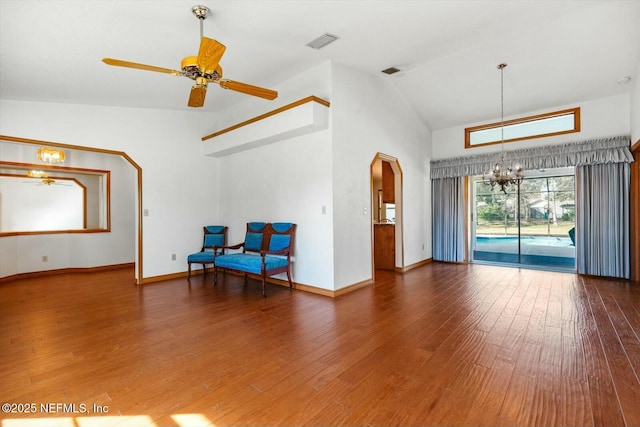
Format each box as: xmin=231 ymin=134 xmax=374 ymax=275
xmin=471 ymin=170 xmax=576 ymax=271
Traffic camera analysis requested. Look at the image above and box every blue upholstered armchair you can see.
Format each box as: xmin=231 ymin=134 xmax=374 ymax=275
xmin=187 ymin=225 xmax=227 ymax=279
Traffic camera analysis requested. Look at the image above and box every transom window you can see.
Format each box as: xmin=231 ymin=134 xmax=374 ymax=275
xmin=465 ymin=107 xmax=580 ymax=148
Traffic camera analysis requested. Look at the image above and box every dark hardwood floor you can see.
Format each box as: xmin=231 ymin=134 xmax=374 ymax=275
xmin=1 ymin=263 xmax=639 ymax=426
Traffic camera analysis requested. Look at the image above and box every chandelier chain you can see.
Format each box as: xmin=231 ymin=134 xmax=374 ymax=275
xmin=483 ymin=63 xmax=524 ymax=193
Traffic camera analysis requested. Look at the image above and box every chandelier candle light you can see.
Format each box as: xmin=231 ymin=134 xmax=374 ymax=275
xmin=485 ymin=63 xmax=524 ymax=193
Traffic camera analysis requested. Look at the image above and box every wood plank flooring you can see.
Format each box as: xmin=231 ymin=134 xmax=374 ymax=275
xmin=1 ymin=263 xmax=639 ymax=426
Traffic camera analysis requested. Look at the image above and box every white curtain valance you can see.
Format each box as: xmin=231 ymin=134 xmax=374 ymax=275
xmin=430 ymin=135 xmax=633 ymax=179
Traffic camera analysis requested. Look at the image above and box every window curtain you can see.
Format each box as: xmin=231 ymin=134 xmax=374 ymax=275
xmin=576 ymin=162 xmax=630 ymax=279
xmin=431 ymin=135 xmax=633 ymax=179
xmin=432 ymin=177 xmax=465 ymax=262
xmin=429 ymin=135 xmax=634 ymax=275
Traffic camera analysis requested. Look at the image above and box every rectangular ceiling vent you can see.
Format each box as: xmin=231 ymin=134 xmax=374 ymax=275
xmin=306 ymin=33 xmax=339 ymax=50
xmin=381 ymin=66 xmax=402 ymax=75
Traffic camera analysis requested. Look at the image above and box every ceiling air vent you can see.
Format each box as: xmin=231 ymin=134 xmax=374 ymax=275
xmin=381 ymin=66 xmax=402 ymax=75
xmin=306 ymin=33 xmax=339 ymax=50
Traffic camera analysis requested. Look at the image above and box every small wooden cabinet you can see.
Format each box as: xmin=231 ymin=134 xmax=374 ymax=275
xmin=381 ymin=160 xmax=395 ymax=203
xmin=374 ymin=224 xmax=395 ymax=270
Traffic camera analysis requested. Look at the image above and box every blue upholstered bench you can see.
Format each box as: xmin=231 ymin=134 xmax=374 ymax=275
xmin=187 ymin=225 xmax=227 ymax=279
xmin=213 ymin=222 xmax=296 ymax=297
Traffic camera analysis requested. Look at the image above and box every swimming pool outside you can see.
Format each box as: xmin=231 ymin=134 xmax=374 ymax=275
xmin=476 ymin=235 xmax=573 ymax=247
xmin=473 ymin=234 xmax=576 ymax=271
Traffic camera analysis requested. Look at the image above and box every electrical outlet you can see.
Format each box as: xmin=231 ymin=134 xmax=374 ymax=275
xmin=171 ymin=253 xmax=176 ymax=261
xmin=42 ymin=256 xmax=48 ymax=262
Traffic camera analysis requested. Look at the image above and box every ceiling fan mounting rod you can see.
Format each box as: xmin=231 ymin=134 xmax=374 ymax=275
xmin=192 ymin=5 xmax=210 ymax=39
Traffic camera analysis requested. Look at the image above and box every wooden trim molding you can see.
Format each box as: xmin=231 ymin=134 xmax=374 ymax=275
xmin=333 ymin=278 xmax=375 ymax=297
xmin=630 ymin=139 xmax=640 ymax=282
xmin=0 ymin=262 xmax=135 ymax=284
xmin=202 ymin=95 xmax=330 ymax=141
xmin=465 ymin=107 xmax=580 ymax=149
xmin=395 ymin=258 xmax=432 ymax=273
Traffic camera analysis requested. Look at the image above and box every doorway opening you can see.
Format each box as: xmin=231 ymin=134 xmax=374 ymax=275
xmin=470 ymin=168 xmax=576 ymax=272
xmin=371 ymin=153 xmax=403 ymax=276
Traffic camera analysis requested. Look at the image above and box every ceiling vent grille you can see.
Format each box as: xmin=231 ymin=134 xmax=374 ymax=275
xmin=381 ymin=66 xmax=402 ymax=75
xmin=306 ymin=33 xmax=339 ymax=50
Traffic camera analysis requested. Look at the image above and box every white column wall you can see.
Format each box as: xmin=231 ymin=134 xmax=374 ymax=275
xmin=216 ymin=130 xmax=334 ymax=289
xmin=212 ymin=62 xmax=335 ymax=290
xmin=331 ymin=63 xmax=432 ymax=290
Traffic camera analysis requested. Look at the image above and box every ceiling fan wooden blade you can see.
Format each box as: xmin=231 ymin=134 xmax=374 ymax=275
xmin=197 ymin=37 xmax=226 ymax=74
xmin=102 ymin=58 xmax=183 ymax=76
xmin=188 ymin=83 xmax=208 ymax=108
xmin=218 ymin=79 xmax=278 ymax=100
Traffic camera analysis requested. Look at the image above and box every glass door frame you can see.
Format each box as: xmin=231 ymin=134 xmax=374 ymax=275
xmin=469 ymin=167 xmax=577 ymax=272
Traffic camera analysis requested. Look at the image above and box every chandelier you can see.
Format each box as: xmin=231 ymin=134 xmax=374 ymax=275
xmin=37 ymin=147 xmax=65 ymax=164
xmin=484 ymin=63 xmax=523 ymax=193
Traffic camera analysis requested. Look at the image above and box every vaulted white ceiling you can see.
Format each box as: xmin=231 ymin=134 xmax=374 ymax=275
xmin=1 ymin=0 xmax=639 ymax=131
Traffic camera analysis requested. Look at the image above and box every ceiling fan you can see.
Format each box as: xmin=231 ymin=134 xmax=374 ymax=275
xmin=102 ymin=5 xmax=278 ymax=107
xmin=23 ymin=170 xmax=72 ymax=186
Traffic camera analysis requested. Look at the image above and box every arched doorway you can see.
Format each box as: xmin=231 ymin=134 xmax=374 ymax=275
xmin=370 ymin=153 xmax=403 ymax=278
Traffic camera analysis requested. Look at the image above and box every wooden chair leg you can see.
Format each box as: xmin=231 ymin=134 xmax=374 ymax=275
xmin=188 ymin=263 xmax=192 ymax=280
xmin=261 ymin=276 xmax=267 ymax=298
xmin=203 ymin=263 xmax=207 ymax=278
xmin=213 ymin=265 xmax=218 ymax=285
xmin=286 ymin=269 xmax=293 ymax=291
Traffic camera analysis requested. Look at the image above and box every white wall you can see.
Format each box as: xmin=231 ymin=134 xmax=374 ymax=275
xmin=432 ymin=93 xmax=631 ymax=160
xmin=0 ymin=60 xmax=433 ymax=292
xmin=631 ymin=62 xmax=640 ymax=145
xmin=0 ymin=177 xmax=84 ymax=231
xmin=213 ymin=62 xmax=335 ymax=290
xmin=0 ymin=100 xmax=221 ymax=280
xmin=206 ymin=60 xmax=432 ymax=292
xmin=217 ymin=130 xmax=335 ymax=289
xmin=331 ymin=62 xmax=432 ymax=289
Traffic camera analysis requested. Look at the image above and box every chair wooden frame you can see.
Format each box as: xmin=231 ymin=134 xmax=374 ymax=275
xmin=187 ymin=225 xmax=228 ymax=279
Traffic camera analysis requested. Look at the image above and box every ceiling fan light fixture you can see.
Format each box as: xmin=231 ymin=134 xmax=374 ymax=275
xmin=102 ymin=5 xmax=277 ymax=106
xmin=306 ymin=33 xmax=339 ymax=50
xmin=27 ymin=170 xmax=48 ymax=179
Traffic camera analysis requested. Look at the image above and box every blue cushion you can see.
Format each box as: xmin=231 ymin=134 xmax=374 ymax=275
xmin=214 ymin=253 xmax=288 ymax=274
xmin=272 ymin=222 xmax=293 ymax=232
xmin=204 ymin=234 xmax=224 ymax=248
xmin=187 ymin=251 xmax=216 ymax=263
xmin=248 ymin=222 xmax=266 ymax=232
xmin=269 ymin=234 xmax=290 ymax=251
xmin=205 ymin=225 xmax=225 ymax=233
xmin=245 ymin=232 xmax=263 ymax=251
